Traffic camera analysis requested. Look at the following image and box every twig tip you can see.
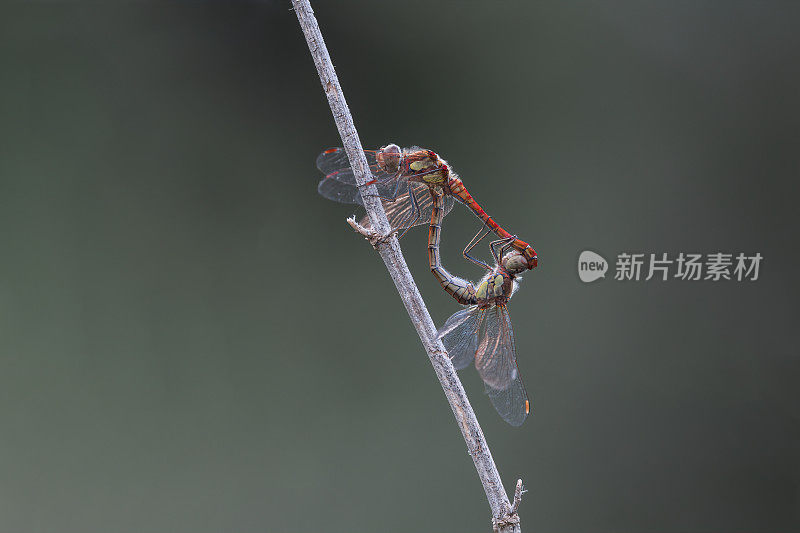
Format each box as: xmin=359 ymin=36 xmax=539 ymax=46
xmin=511 ymin=478 xmax=524 ymax=514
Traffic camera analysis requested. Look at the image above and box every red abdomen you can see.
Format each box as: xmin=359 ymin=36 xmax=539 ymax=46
xmin=446 ymin=177 xmax=538 ymax=268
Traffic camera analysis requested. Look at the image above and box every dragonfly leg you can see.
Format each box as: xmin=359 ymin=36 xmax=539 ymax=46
xmin=489 ymin=235 xmax=517 ymax=264
xmin=396 ymin=183 xmax=422 ymax=240
xmin=463 ymin=224 xmax=493 ymax=271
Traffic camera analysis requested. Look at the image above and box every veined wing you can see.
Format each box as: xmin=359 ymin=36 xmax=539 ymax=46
xmin=474 ymin=305 xmax=530 ymax=426
xmin=359 ymin=182 xmax=455 ymax=234
xmin=438 ymin=306 xmax=482 ymax=370
xmin=317 ymin=174 xmax=364 ymax=205
xmin=316 ymin=148 xmax=402 ymax=204
xmin=316 ymin=148 xmax=395 ymax=185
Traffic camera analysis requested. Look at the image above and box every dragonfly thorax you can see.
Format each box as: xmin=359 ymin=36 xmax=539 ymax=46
xmin=475 ymin=270 xmax=514 ymax=306
xmin=403 ymin=148 xmax=450 ymax=185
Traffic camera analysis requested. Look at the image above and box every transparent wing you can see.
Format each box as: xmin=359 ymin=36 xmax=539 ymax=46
xmin=359 ymin=183 xmax=455 ymax=234
xmin=474 ymin=305 xmax=530 ymax=426
xmin=317 ymin=175 xmax=364 ymax=205
xmin=316 ymin=148 xmax=397 ymax=186
xmin=438 ymin=306 xmax=483 ymax=370
xmin=316 ymin=148 xmax=403 ymax=204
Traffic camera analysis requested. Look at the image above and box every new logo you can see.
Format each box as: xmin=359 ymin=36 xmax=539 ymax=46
xmin=578 ymin=250 xmax=608 ymax=283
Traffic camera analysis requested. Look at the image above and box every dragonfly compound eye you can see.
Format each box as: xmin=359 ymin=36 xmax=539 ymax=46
xmin=377 ymin=143 xmax=402 ymax=173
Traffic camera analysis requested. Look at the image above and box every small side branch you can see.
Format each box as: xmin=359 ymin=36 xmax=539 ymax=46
xmin=511 ymin=479 xmax=525 ymax=515
xmin=292 ymin=2 xmax=523 ymax=532
xmin=346 ymin=216 xmax=395 ymax=249
xmin=493 ymin=481 xmax=524 ymax=533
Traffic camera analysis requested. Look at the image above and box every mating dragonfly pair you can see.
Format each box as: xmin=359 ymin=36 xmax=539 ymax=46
xmin=316 ymin=144 xmax=537 ymax=426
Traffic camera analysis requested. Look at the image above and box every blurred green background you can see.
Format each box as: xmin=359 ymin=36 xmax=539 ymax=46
xmin=1 ymin=1 xmax=798 ymax=531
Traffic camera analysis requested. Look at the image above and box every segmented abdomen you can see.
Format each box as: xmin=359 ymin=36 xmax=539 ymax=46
xmin=428 ymin=189 xmax=477 ymax=306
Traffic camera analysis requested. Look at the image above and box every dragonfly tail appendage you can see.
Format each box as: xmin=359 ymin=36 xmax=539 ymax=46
xmin=447 ymin=177 xmax=538 ymax=270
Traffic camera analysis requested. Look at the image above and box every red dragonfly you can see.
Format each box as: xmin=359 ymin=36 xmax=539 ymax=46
xmin=428 ymin=187 xmax=530 ymax=426
xmin=316 ymin=144 xmax=538 ymax=270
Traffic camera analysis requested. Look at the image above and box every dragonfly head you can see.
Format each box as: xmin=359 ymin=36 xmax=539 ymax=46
xmin=376 ymin=143 xmax=402 ymax=173
xmin=501 ymin=250 xmax=528 ymax=275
